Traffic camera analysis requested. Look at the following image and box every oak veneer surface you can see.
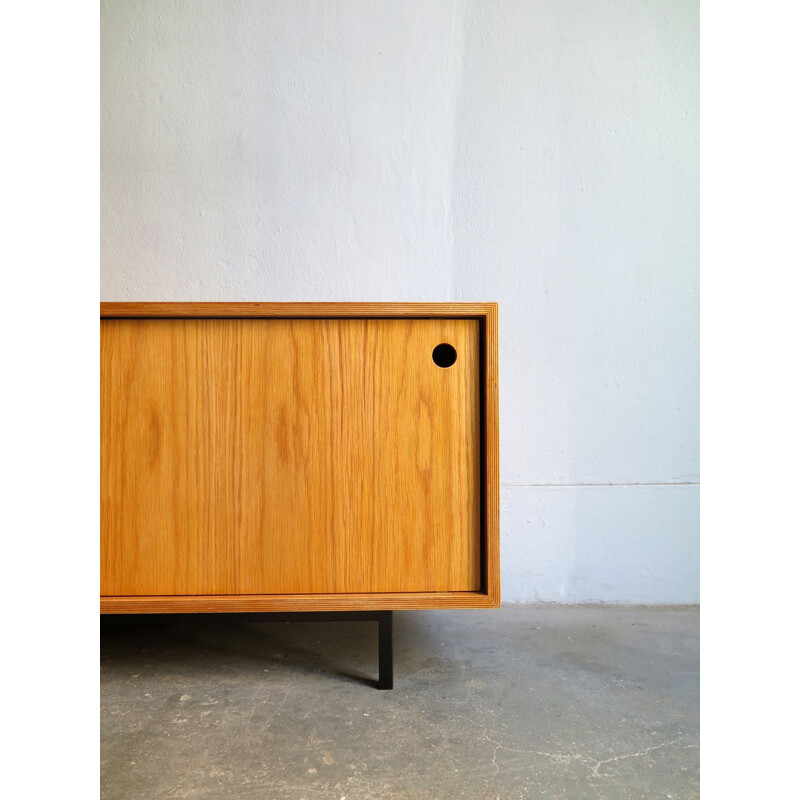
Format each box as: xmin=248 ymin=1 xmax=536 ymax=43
xmin=101 ymin=318 xmax=481 ymax=596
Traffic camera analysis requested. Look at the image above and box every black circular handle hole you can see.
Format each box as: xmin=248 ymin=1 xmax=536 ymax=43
xmin=432 ymin=343 xmax=457 ymax=368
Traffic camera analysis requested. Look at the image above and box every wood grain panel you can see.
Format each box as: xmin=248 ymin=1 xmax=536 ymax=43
xmin=101 ymin=318 xmax=480 ymax=596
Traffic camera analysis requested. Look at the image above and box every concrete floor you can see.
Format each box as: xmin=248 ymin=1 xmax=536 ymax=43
xmin=101 ymin=606 xmax=699 ymax=800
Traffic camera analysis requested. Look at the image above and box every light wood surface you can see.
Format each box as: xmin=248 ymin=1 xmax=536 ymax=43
xmin=101 ymin=302 xmax=494 ymax=318
xmin=100 ymin=303 xmax=500 ymax=611
xmin=483 ymin=301 xmax=501 ymax=606
xmin=101 ymin=317 xmax=481 ymax=596
xmin=101 ymin=591 xmax=498 ymax=613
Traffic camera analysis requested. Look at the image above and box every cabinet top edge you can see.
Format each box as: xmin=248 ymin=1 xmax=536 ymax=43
xmin=101 ymin=302 xmax=498 ymax=319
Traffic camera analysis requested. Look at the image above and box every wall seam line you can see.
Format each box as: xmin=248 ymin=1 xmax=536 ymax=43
xmin=501 ymin=482 xmax=700 ymax=488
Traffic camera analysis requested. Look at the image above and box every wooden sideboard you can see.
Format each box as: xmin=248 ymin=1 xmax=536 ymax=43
xmin=101 ymin=303 xmax=499 ymax=623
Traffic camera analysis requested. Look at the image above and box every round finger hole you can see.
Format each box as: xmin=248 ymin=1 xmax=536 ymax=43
xmin=432 ymin=343 xmax=457 ymax=368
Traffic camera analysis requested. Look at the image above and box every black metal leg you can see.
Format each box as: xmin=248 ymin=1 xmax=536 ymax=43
xmin=378 ymin=611 xmax=393 ymax=690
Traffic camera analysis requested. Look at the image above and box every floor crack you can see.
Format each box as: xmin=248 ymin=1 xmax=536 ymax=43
xmin=591 ymin=739 xmax=699 ymax=777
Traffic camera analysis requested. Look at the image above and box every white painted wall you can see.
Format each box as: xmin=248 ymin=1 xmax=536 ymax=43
xmin=101 ymin=0 xmax=699 ymax=603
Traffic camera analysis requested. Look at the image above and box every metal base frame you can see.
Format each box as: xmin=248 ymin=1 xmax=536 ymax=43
xmin=101 ymin=610 xmax=394 ymax=690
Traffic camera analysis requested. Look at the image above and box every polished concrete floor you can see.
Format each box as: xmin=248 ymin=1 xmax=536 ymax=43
xmin=101 ymin=606 xmax=699 ymax=800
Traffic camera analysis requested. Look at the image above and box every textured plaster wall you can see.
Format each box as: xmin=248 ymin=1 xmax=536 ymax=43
xmin=101 ymin=0 xmax=699 ymax=603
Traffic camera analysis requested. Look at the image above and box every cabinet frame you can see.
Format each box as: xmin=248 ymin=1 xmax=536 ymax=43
xmin=100 ymin=302 xmax=499 ymax=613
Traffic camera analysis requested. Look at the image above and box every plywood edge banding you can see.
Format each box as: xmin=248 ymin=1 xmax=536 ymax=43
xmin=101 ymin=592 xmax=501 ymax=613
xmin=101 ymin=302 xmax=499 ymax=319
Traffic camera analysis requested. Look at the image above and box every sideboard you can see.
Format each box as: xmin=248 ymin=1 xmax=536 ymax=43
xmin=100 ymin=303 xmax=499 ymax=686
